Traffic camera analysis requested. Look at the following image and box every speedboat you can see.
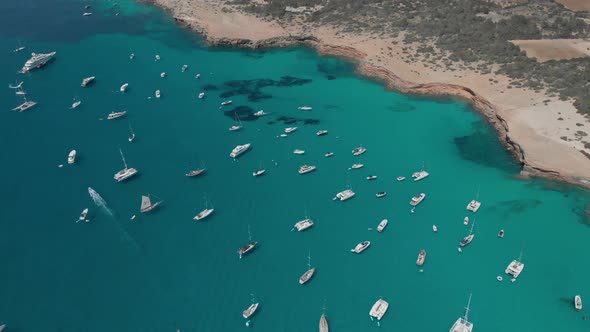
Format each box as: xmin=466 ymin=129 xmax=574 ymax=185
xmin=285 ymin=127 xmax=298 ymax=134
xmin=195 ymin=73 xmax=201 ymax=78
xmin=160 ymin=72 xmax=166 ymax=78
xmin=351 ymin=163 xmax=364 ymax=169
xmin=83 ymin=12 xmax=92 ymax=16
xmin=107 ymin=111 xmax=126 ymax=120
xmin=324 ymin=152 xmax=334 ymax=158
xmin=410 ymin=193 xmax=426 ymax=206
xmin=466 ymin=200 xmax=481 ymax=212
xmin=198 ymin=92 xmax=205 ymax=99
xmin=505 ymin=259 xmax=524 ymax=279
xmin=228 ymin=125 xmax=242 ymax=131
xmin=412 ymin=170 xmax=429 ymax=181
xmin=221 ymin=100 xmax=232 ymax=106
xmin=463 ymin=216 xmax=469 ymax=225
xmin=120 ymin=83 xmax=129 ymax=92
xmin=12 ymin=100 xmax=37 ymax=112
xmin=575 ymin=295 xmax=583 ymax=311
xmin=185 ymin=168 xmax=206 ymax=177
xmin=376 ymin=192 xmax=387 ymax=198
xmin=67 ymin=150 xmax=76 ymax=164
xmin=193 ymin=208 xmax=214 ymax=221
xmin=316 ymin=130 xmax=328 ymax=136
xmin=81 ymin=76 xmax=95 ymax=87
xmin=396 ymin=176 xmax=405 ymax=181
xmin=352 ymin=146 xmax=366 ymax=156
xmin=498 ymin=229 xmax=505 ymax=238
xmin=252 ymin=169 xmax=266 ymax=177
xmin=335 ymin=189 xmax=355 ymax=201
xmin=298 ymin=106 xmax=312 ymax=111
xmin=70 ymin=100 xmax=81 ymax=109
xmin=293 ymin=149 xmax=305 ymax=155
xmin=298 ymin=165 xmax=316 ymax=174
xmin=369 ymin=299 xmax=389 ymax=321
xmin=366 ymin=175 xmax=377 ymax=180
xmin=416 ymin=249 xmax=427 ymax=266
xmin=78 ymin=208 xmax=88 ymax=222
xmin=254 ymin=110 xmax=267 ymax=116
xmin=155 ymin=54 xmax=160 ymax=61
xmin=377 ymin=219 xmax=388 ymax=232
xmin=155 ymin=90 xmax=161 ymax=98
xmin=243 ymin=302 xmax=259 ymax=319
xmin=229 ymin=143 xmax=251 ymax=158
xmin=433 ymin=225 xmax=438 ymax=232
xmin=350 ymin=241 xmax=370 ymax=253
xmin=20 ymin=52 xmax=56 ymax=73
xmin=294 ymin=218 xmax=314 ymax=231
xmin=181 ymin=64 xmax=188 ymax=72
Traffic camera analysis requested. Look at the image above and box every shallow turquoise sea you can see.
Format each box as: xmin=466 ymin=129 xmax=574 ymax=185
xmin=1 ymin=0 xmax=590 ymax=331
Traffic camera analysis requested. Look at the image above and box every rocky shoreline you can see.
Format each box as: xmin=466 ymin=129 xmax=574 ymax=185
xmin=171 ymin=15 xmax=589 ymax=189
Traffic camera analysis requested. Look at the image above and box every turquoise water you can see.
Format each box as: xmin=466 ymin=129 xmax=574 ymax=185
xmin=1 ymin=0 xmax=590 ymax=331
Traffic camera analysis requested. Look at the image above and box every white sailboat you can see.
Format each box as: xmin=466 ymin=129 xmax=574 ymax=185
xmin=140 ymin=194 xmax=162 ymax=213
xmin=449 ymin=293 xmax=474 ymax=332
xmin=237 ymin=225 xmax=257 ymax=258
xmin=228 ymin=113 xmax=243 ymax=131
xmin=299 ymin=251 xmax=316 ymax=285
xmin=128 ymin=123 xmax=136 ymax=142
xmin=70 ymin=97 xmax=81 ymax=110
xmin=242 ymin=294 xmax=259 ymax=319
xmin=194 ymin=197 xmax=214 ymax=221
xmin=113 ymin=148 xmax=138 ymax=182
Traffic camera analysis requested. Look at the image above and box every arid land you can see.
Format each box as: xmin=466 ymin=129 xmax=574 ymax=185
xmin=145 ymin=0 xmax=590 ymax=188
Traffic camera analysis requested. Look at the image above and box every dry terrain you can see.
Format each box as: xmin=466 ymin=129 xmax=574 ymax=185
xmin=511 ymin=39 xmax=590 ymax=62
xmin=555 ymin=0 xmax=590 ymax=11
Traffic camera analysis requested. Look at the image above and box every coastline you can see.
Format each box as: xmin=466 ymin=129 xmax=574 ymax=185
xmin=151 ymin=0 xmax=590 ymax=189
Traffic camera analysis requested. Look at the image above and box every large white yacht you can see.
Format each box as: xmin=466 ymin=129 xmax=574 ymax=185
xmin=294 ymin=218 xmax=314 ymax=232
xmin=113 ymin=149 xmax=138 ymax=182
xmin=449 ymin=294 xmax=474 ymax=332
xmin=350 ymin=241 xmax=370 ymax=253
xmin=335 ymin=189 xmax=355 ymax=201
xmin=410 ymin=193 xmax=426 ymax=206
xmin=107 ymin=111 xmax=126 ymax=120
xmin=298 ymin=165 xmax=316 ymax=174
xmin=20 ymin=52 xmax=56 ymax=73
xmin=369 ymin=299 xmax=389 ymax=321
xmin=229 ymin=143 xmax=251 ymax=158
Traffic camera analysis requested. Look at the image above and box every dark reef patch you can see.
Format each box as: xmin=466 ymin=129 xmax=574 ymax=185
xmin=202 ymin=84 xmax=218 ymax=91
xmin=223 ymin=106 xmax=257 ymax=121
xmin=219 ymin=76 xmax=312 ymax=102
xmin=276 ymin=115 xmax=320 ymax=126
xmin=487 ymin=199 xmax=543 ymax=219
xmin=316 ymin=59 xmax=354 ymax=80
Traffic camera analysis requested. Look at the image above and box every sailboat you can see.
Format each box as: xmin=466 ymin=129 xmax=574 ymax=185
xmin=12 ymin=87 xmax=37 ymax=112
xmin=70 ymin=97 xmax=81 ymax=110
xmin=299 ymin=251 xmax=316 ymax=285
xmin=140 ymin=194 xmax=163 ymax=213
xmin=319 ymin=313 xmax=329 ymax=332
xmin=193 ymin=197 xmax=214 ymax=221
xmin=128 ymin=123 xmax=136 ymax=142
xmin=186 ymin=160 xmax=206 ymax=177
xmin=13 ymin=40 xmax=25 ymax=53
xmin=459 ymin=220 xmax=475 ymax=247
xmin=253 ymin=161 xmax=266 ymax=177
xmin=237 ymin=225 xmax=257 ymax=259
xmin=242 ymin=294 xmax=259 ymax=319
xmin=449 ymin=293 xmax=474 ymax=332
xmin=228 ymin=113 xmax=243 ymax=131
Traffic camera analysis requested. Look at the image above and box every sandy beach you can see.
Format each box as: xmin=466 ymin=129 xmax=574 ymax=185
xmin=150 ymin=0 xmax=590 ymax=188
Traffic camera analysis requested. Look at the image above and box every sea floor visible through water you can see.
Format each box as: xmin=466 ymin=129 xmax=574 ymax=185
xmin=0 ymin=0 xmax=589 ymax=331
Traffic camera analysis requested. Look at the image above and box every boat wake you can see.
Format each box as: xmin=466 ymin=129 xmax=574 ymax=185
xmin=88 ymin=187 xmax=139 ymax=251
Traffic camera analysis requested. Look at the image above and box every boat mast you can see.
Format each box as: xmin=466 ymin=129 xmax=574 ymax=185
xmin=469 ymin=219 xmax=476 ymax=235
xmin=464 ymin=293 xmax=472 ymax=321
xmin=247 ymin=225 xmax=252 ymax=243
xmin=119 ymin=148 xmax=128 ymax=169
xmin=307 ymin=250 xmax=312 ymax=269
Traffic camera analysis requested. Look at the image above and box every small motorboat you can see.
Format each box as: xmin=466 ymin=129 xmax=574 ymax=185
xmin=351 ymin=163 xmax=364 ymax=169
xmin=70 ymin=100 xmax=81 ymax=110
xmin=195 ymin=73 xmax=201 ymax=79
xmin=253 ymin=169 xmax=266 ymax=177
xmin=297 ymin=106 xmax=312 ymax=111
xmin=284 ymin=127 xmax=298 ymax=134
xmin=350 ymin=241 xmax=371 ymax=253
xmin=293 ymin=149 xmax=305 ymax=155
xmin=120 ymin=83 xmax=129 ymax=92
xmin=129 ymin=53 xmax=135 ymax=60
xmin=463 ymin=216 xmax=469 ymax=225
xmin=366 ymin=175 xmax=377 ymax=180
xmin=67 ymin=150 xmax=77 ymax=164
xmin=198 ymin=92 xmax=205 ymax=99
xmin=498 ymin=229 xmax=505 ymax=238
xmin=377 ymin=219 xmax=388 ymax=233
xmin=160 ymin=72 xmax=166 ymax=78
xmin=433 ymin=225 xmax=438 ymax=232
xmin=324 ymin=152 xmax=334 ymax=158
xmin=181 ymin=64 xmax=188 ymax=72
xmin=155 ymin=90 xmax=161 ymax=98
xmin=228 ymin=125 xmax=242 ymax=131
xmin=575 ymin=295 xmax=583 ymax=311
xmin=254 ymin=110 xmax=267 ymax=116
xmin=416 ymin=249 xmax=426 ymax=266
xmin=376 ymin=192 xmax=386 ymax=198
xmin=221 ymin=100 xmax=232 ymax=106
xmin=82 ymin=12 xmax=93 ymax=16
xmin=78 ymin=208 xmax=88 ymax=222
xmin=396 ymin=176 xmax=405 ymax=181
xmin=316 ymin=130 xmax=328 ymax=136
xmin=155 ymin=54 xmax=160 ymax=61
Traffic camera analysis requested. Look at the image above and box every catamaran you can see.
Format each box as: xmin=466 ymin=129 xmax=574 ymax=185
xmin=140 ymin=194 xmax=162 ymax=213
xmin=410 ymin=193 xmax=426 ymax=206
xmin=81 ymin=76 xmax=95 ymax=87
xmin=369 ymin=298 xmax=389 ymax=321
xmin=107 ymin=111 xmax=126 ymax=120
xmin=459 ymin=220 xmax=476 ymax=247
xmin=230 ymin=143 xmax=251 ymax=158
xmin=299 ymin=251 xmax=316 ymax=284
xmin=412 ymin=162 xmax=430 ymax=181
xmin=113 ymin=148 xmax=138 ymax=182
xmin=449 ymin=294 xmax=474 ymax=332
xmin=67 ymin=150 xmax=76 ymax=164
xmin=298 ymin=165 xmax=316 ymax=174
xmin=294 ymin=216 xmax=314 ymax=232
xmin=335 ymin=189 xmax=355 ymax=201
xmin=351 ymin=241 xmax=371 ymax=253
xmin=237 ymin=226 xmax=257 ymax=259
xmin=352 ymin=146 xmax=366 ymax=156
xmin=193 ymin=198 xmax=214 ymax=221
xmin=505 ymin=253 xmax=525 ymax=280
xmin=377 ymin=219 xmax=388 ymax=232
xmin=120 ymin=83 xmax=129 ymax=92
xmin=466 ymin=195 xmax=482 ymax=212
xmin=20 ymin=51 xmax=56 ymax=73
xmin=12 ymin=90 xmax=37 ymax=112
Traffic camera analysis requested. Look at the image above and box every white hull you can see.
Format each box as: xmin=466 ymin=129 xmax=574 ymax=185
xmin=194 ymin=208 xmax=214 ymax=221
xmin=67 ymin=150 xmax=76 ymax=164
xmin=369 ymin=299 xmax=389 ymax=321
